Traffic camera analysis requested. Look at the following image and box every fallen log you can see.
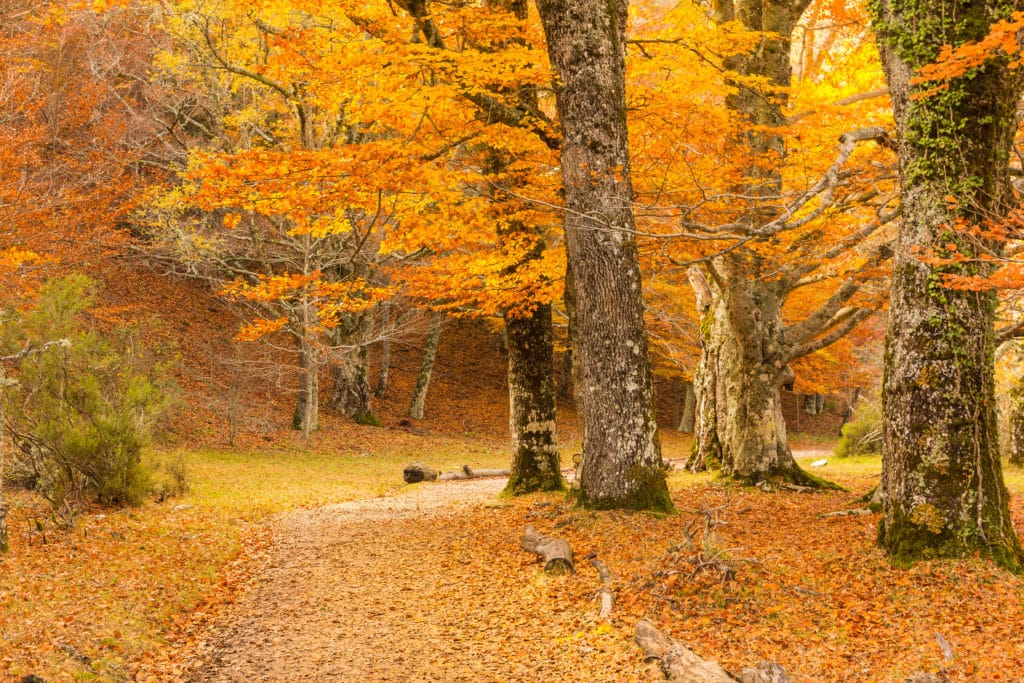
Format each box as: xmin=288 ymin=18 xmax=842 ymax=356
xmin=439 ymin=465 xmax=511 ymax=481
xmin=635 ymin=619 xmax=791 ymax=683
xmin=520 ymin=525 xmax=574 ymax=574
xmin=402 ymin=463 xmax=510 ymax=484
xmin=590 ymin=556 xmax=614 ymax=619
xmin=819 ymin=508 xmax=873 ymax=518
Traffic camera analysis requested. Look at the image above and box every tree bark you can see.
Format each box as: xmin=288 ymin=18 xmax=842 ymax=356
xmin=291 ymin=335 xmax=319 ymax=437
xmin=408 ymin=312 xmax=443 ymax=420
xmin=535 ymin=0 xmax=671 ymax=511
xmin=871 ymin=0 xmax=1024 ymax=570
xmin=504 ymin=304 xmax=564 ymax=495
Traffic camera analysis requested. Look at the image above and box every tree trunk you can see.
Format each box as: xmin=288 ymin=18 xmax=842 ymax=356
xmin=678 ymin=380 xmax=696 ymax=433
xmin=0 ymin=370 xmax=9 ymax=553
xmin=871 ymin=0 xmax=1023 ymax=570
xmin=330 ymin=345 xmax=373 ymax=424
xmin=689 ymin=267 xmax=810 ymax=484
xmin=1008 ymin=380 xmax=1024 ymax=467
xmin=291 ymin=335 xmax=319 ymax=437
xmin=374 ymin=304 xmax=392 ymax=398
xmin=535 ymin=0 xmax=671 ymax=511
xmin=504 ymin=304 xmax=564 ymax=495
xmin=408 ymin=312 xmax=443 ymax=420
xmin=557 ymin=348 xmax=573 ymax=399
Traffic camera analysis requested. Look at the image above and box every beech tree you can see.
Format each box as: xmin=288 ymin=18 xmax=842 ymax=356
xmin=869 ymin=0 xmax=1024 ymax=569
xmin=535 ymin=0 xmax=671 ymax=510
xmin=624 ymin=0 xmax=895 ymax=483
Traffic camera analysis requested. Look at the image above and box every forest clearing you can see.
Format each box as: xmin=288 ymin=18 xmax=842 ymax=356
xmin=6 ymin=0 xmax=1024 ymax=679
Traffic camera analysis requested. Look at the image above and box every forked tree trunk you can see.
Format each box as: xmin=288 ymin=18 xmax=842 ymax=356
xmin=408 ymin=312 xmax=443 ymax=420
xmin=504 ymin=304 xmax=563 ymax=495
xmin=536 ymin=0 xmax=671 ymax=511
xmin=871 ymin=0 xmax=1023 ymax=570
xmin=291 ymin=335 xmax=319 ymax=437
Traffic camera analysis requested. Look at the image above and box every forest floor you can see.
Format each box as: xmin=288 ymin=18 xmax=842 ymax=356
xmin=132 ymin=451 xmax=1024 ymax=683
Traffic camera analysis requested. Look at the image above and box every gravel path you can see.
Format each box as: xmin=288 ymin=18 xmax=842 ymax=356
xmin=187 ymin=478 xmax=537 ymax=682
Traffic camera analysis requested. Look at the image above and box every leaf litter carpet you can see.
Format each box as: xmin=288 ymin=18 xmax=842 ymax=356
xmin=179 ymin=472 xmax=1024 ymax=683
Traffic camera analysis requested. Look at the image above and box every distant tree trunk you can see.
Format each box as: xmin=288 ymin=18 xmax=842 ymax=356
xmin=504 ymin=304 xmax=563 ymax=495
xmin=0 ymin=369 xmax=9 ymax=553
xmin=408 ymin=312 xmax=443 ymax=420
xmin=1009 ymin=382 xmax=1024 ymax=467
xmin=331 ymin=345 xmax=373 ymax=424
xmin=678 ymin=380 xmax=696 ymax=433
xmin=557 ymin=348 xmax=573 ymax=399
xmin=536 ymin=0 xmax=671 ymax=511
xmin=375 ymin=305 xmax=392 ymax=398
xmin=292 ymin=335 xmax=319 ymax=437
xmin=330 ymin=317 xmax=375 ymax=424
xmin=872 ymin=0 xmax=1023 ymax=570
xmin=804 ymin=394 xmax=824 ymax=416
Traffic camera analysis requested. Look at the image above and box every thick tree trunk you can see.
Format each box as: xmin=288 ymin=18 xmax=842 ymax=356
xmin=871 ymin=0 xmax=1023 ymax=570
xmin=330 ymin=345 xmax=373 ymax=423
xmin=291 ymin=336 xmax=319 ymax=437
xmin=689 ymin=267 xmax=810 ymax=484
xmin=504 ymin=304 xmax=563 ymax=495
xmin=408 ymin=312 xmax=443 ymax=420
xmin=535 ymin=0 xmax=671 ymax=511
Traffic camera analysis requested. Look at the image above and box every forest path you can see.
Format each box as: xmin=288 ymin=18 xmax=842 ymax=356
xmin=184 ymin=476 xmax=623 ymax=682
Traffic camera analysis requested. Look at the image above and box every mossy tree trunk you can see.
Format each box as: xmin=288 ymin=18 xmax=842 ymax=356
xmin=535 ymin=0 xmax=671 ymax=511
xmin=504 ymin=304 xmax=563 ymax=495
xmin=871 ymin=0 xmax=1023 ymax=570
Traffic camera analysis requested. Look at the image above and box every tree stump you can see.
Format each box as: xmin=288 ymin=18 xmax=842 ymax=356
xmin=520 ymin=525 xmax=574 ymax=574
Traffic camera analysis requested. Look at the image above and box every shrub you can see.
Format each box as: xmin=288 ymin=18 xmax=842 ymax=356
xmin=835 ymin=399 xmax=882 ymax=458
xmin=2 ymin=275 xmax=180 ymax=511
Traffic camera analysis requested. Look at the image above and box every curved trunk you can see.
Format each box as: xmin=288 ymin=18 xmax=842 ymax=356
xmin=872 ymin=0 xmax=1023 ymax=569
xmin=504 ymin=304 xmax=563 ymax=495
xmin=536 ymin=0 xmax=670 ymax=511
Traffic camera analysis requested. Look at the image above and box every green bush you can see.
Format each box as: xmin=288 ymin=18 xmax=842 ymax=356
xmin=2 ymin=275 xmax=180 ymax=511
xmin=835 ymin=399 xmax=883 ymax=458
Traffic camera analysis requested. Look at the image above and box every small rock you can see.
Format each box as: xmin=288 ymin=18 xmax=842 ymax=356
xmin=811 ymin=459 xmax=828 ymax=467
